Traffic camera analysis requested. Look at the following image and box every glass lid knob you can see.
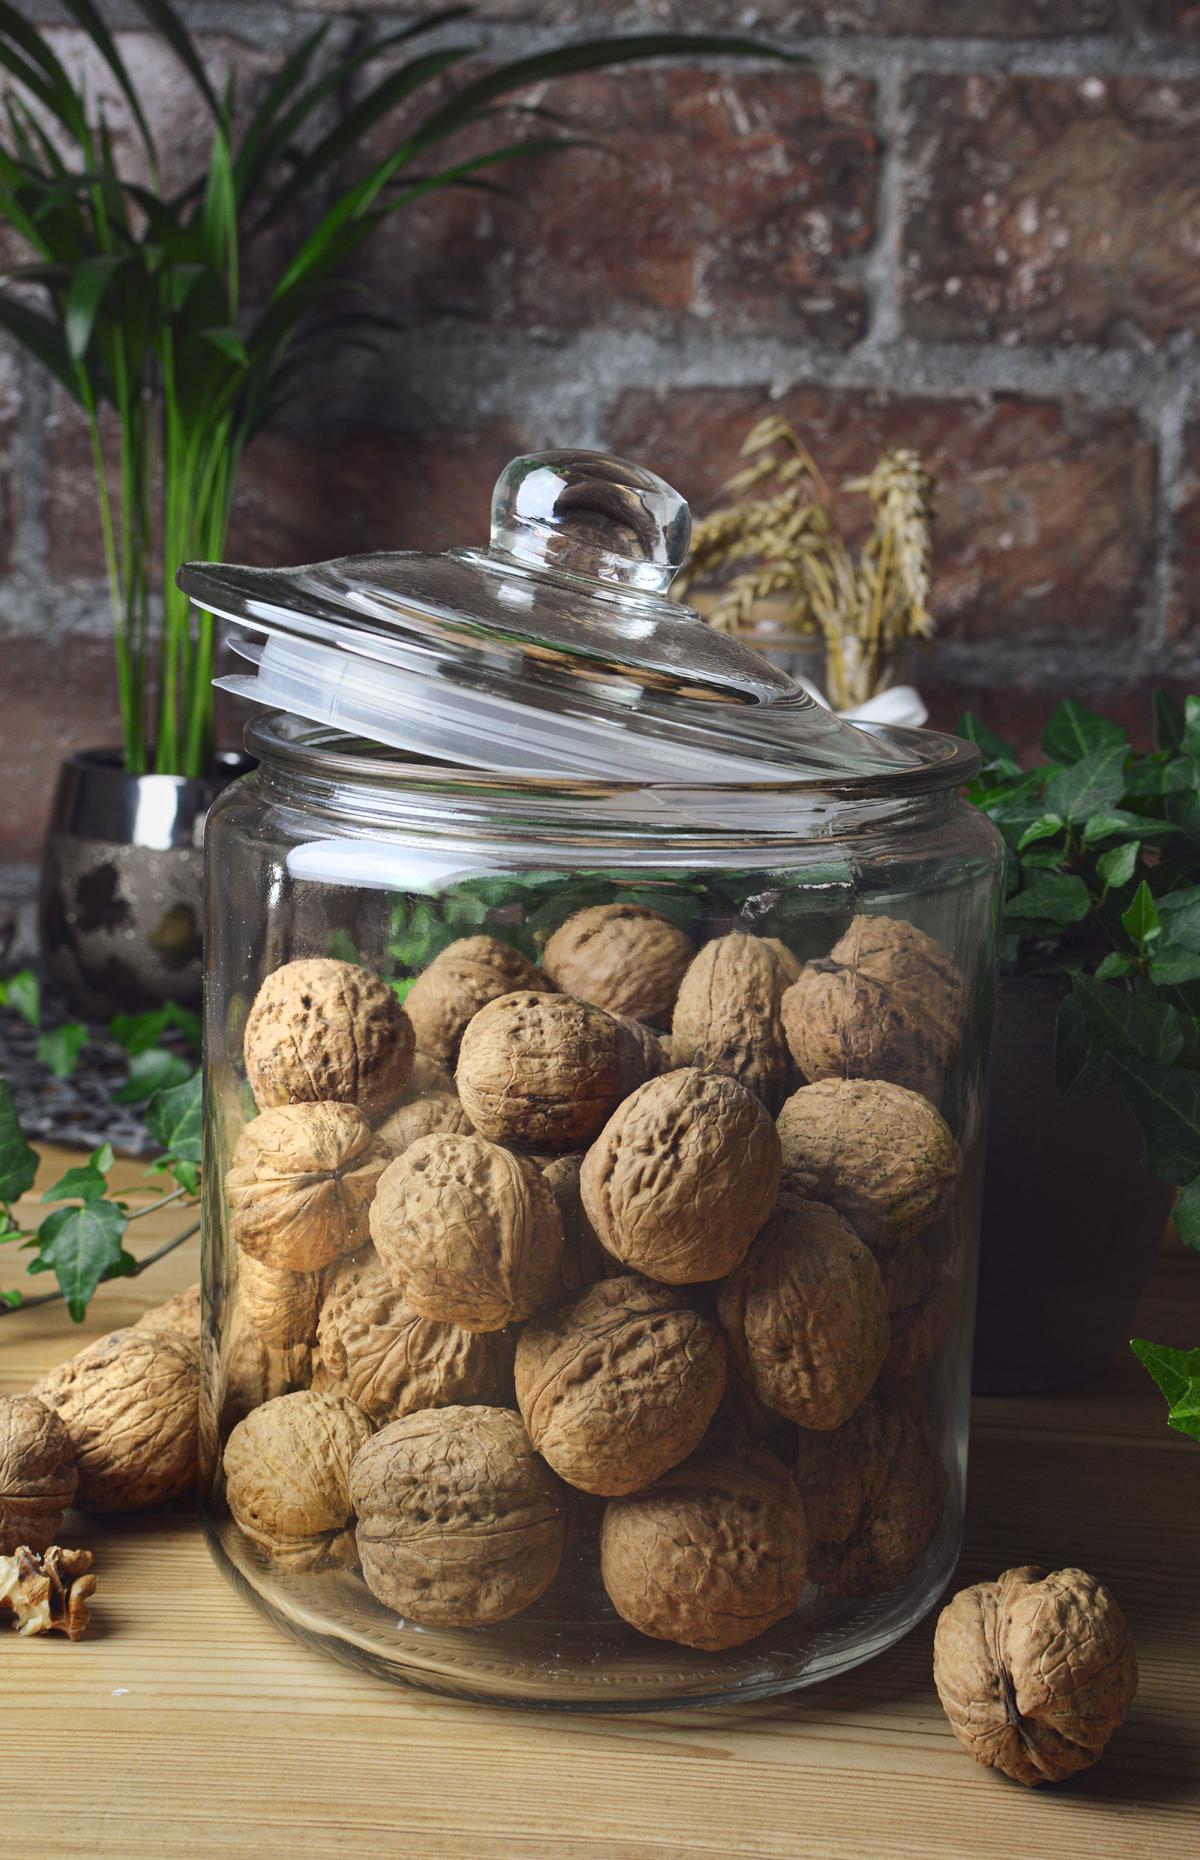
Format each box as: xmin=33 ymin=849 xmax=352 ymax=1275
xmin=487 ymin=449 xmax=692 ymax=594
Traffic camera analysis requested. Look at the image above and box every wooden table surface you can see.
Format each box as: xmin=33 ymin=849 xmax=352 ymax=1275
xmin=3 ymin=1145 xmax=1198 ymax=1860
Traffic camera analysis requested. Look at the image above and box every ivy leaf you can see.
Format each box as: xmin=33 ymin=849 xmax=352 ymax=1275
xmin=1153 ymin=689 xmax=1186 ymax=754
xmin=1122 ymin=881 xmax=1162 ymax=949
xmin=1081 ymin=809 xmax=1176 ymax=847
xmin=1130 ymin=1339 xmax=1200 ymax=1444
xmin=170 ymin=1158 xmax=200 ymax=1196
xmin=29 ymin=1200 xmax=134 ymax=1322
xmin=1149 ymin=953 xmax=1200 ymax=987
xmin=39 ymin=1161 xmax=110 ymax=1204
xmin=1017 ymin=814 xmax=1064 ymax=852
xmin=1044 ymin=742 xmax=1128 ymax=823
xmin=1042 ymin=699 xmax=1128 ymax=766
xmin=112 ymin=1046 xmax=193 ymax=1103
xmin=1074 ymin=976 xmax=1183 ymax=1069
xmin=1108 ymin=1052 xmax=1200 ymax=1184
xmin=1095 ymin=952 xmax=1134 ymax=981
xmin=1005 ymin=871 xmax=1092 ymax=932
xmin=145 ymin=1072 xmax=203 ymax=1164
xmin=1097 ymin=839 xmax=1139 ymax=890
xmin=0 ymin=968 xmax=40 ymax=1029
xmin=36 ymin=1021 xmax=88 ymax=1078
xmin=1156 ymin=886 xmax=1200 ymax=952
xmin=955 ymin=712 xmax=1021 ymax=775
xmin=0 ymin=1289 xmax=20 ymax=1309
xmin=0 ymin=1080 xmax=38 ymax=1202
xmin=1055 ymin=986 xmax=1109 ymax=1100
xmin=1172 ymin=1179 xmax=1200 ymax=1253
xmin=108 ymin=1001 xmax=202 ymax=1058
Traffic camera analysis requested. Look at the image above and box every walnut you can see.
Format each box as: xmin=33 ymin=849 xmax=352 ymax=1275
xmin=214 ymin=1309 xmax=313 ymax=1438
xmin=0 ymin=1545 xmax=95 ymax=1640
xmin=515 ymin=1274 xmax=727 ymax=1496
xmin=543 ymin=904 xmax=694 ymax=1029
xmin=776 ymin=1078 xmax=961 ymax=1248
xmin=805 ymin=1405 xmax=946 ymax=1596
xmin=369 ymin=1133 xmax=563 ymax=1331
xmin=718 ymin=1197 xmax=889 ymax=1430
xmin=243 ymin=957 xmax=414 ymax=1118
xmin=223 ymin=1390 xmax=371 ymax=1572
xmin=238 ymin=1252 xmax=324 ymax=1349
xmin=401 ymin=1051 xmax=456 ymax=1101
xmin=537 ymin=1153 xmax=616 ymax=1297
xmin=0 ymin=1395 xmax=78 ymax=1555
xmin=323 ymin=1245 xmax=388 ymax=1302
xmin=349 ymin=1404 xmax=567 ymax=1625
xmin=134 ymin=1283 xmax=200 ymax=1341
xmin=227 ymin=1102 xmax=390 ymax=1273
xmin=600 ymin=1447 xmax=808 ymax=1651
xmin=933 ymin=1565 xmax=1138 ymax=1786
xmin=580 ymin=1068 xmax=780 ymax=1284
xmin=781 ymin=915 xmax=963 ymax=1101
xmin=404 ymin=936 xmax=554 ymax=1067
xmin=316 ymin=1276 xmax=514 ymax=1421
xmin=33 ymin=1327 xmax=198 ymax=1512
xmin=613 ymin=1015 xmax=672 ymax=1080
xmin=671 ymin=933 xmax=800 ymax=1112
xmin=882 ymin=1262 xmax=959 ymax=1390
xmin=375 ymin=1090 xmax=473 ymax=1155
xmin=457 ymin=990 xmax=641 ymax=1152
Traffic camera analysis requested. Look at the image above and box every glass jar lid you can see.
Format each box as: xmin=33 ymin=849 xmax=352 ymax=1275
xmin=179 ymin=449 xmax=921 ymax=786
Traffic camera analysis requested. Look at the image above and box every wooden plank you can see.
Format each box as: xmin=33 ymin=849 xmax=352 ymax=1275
xmin=2 ymin=1147 xmax=1197 ymax=1859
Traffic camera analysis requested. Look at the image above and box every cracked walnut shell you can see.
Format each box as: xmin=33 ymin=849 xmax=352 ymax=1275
xmin=227 ymin=1101 xmax=390 ymax=1273
xmin=777 ymin=1078 xmax=961 ymax=1248
xmin=542 ymin=904 xmax=694 ymax=1029
xmin=457 ymin=991 xmax=640 ymax=1153
xmin=601 ymin=1447 xmax=808 ymax=1651
xmin=580 ymin=1067 xmax=781 ymax=1284
xmin=0 ymin=1395 xmax=78 ymax=1555
xmin=243 ymin=957 xmax=415 ymax=1118
xmin=515 ymin=1274 xmax=727 ymax=1496
xmin=718 ymin=1197 xmax=889 ymax=1431
xmin=33 ymin=1327 xmax=198 ymax=1512
xmin=369 ymin=1133 xmax=563 ymax=1331
xmin=933 ymin=1565 xmax=1138 ymax=1786
xmin=404 ymin=936 xmax=554 ymax=1067
xmin=803 ymin=1401 xmax=946 ymax=1596
xmin=671 ymin=932 xmax=800 ymax=1113
xmin=316 ymin=1276 xmax=514 ymax=1422
xmin=349 ymin=1404 xmax=566 ymax=1626
xmin=223 ymin=1389 xmax=372 ymax=1573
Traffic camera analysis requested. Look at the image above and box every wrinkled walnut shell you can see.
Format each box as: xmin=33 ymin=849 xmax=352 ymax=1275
xmin=539 ymin=1153 xmax=615 ymax=1297
xmin=404 ymin=936 xmax=554 ymax=1067
xmin=238 ymin=1252 xmax=324 ymax=1349
xmin=777 ymin=1078 xmax=961 ymax=1247
xmin=133 ymin=1283 xmax=201 ymax=1342
xmin=316 ymin=1276 xmax=515 ymax=1421
xmin=601 ymin=1447 xmax=808 ymax=1651
xmin=223 ymin=1390 xmax=371 ymax=1573
xmin=350 ymin=1405 xmax=567 ymax=1626
xmin=933 ymin=1565 xmax=1138 ymax=1786
xmin=243 ymin=957 xmax=414 ymax=1118
xmin=671 ymin=933 xmax=800 ymax=1112
xmin=401 ymin=1051 xmax=456 ymax=1102
xmin=580 ymin=1067 xmax=780 ymax=1284
xmin=227 ymin=1101 xmax=390 ymax=1273
xmin=457 ymin=991 xmax=640 ymax=1153
xmin=376 ymin=1090 xmax=474 ymax=1156
xmin=33 ymin=1327 xmax=198 ymax=1512
xmin=515 ymin=1274 xmax=727 ymax=1496
xmin=805 ymin=1407 xmax=946 ymax=1596
xmin=0 ymin=1395 xmax=78 ymax=1555
xmin=369 ymin=1133 xmax=563 ymax=1331
xmin=718 ymin=1197 xmax=889 ymax=1430
xmin=543 ymin=904 xmax=694 ymax=1029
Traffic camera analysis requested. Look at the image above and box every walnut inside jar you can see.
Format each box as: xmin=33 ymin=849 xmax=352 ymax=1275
xmin=542 ymin=903 xmax=694 ymax=1029
xmin=404 ymin=936 xmax=554 ymax=1068
xmin=316 ymin=1275 xmax=515 ymax=1422
xmin=223 ymin=1389 xmax=371 ymax=1573
xmin=670 ymin=932 xmax=799 ymax=1112
xmin=227 ymin=1102 xmax=390 ymax=1274
xmin=456 ymin=990 xmax=639 ymax=1153
xmin=243 ymin=957 xmax=415 ymax=1119
xmin=776 ymin=1078 xmax=961 ymax=1249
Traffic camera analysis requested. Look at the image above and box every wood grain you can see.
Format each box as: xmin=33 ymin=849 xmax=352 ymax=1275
xmin=2 ymin=1146 xmax=1197 ymax=1860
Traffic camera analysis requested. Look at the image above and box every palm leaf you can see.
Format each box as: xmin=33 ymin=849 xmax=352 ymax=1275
xmin=65 ymin=252 xmax=128 ymax=363
xmin=0 ymin=292 xmax=79 ymax=395
xmin=54 ymin=0 xmax=158 ymax=176
xmin=124 ymin=0 xmax=221 ymax=123
xmin=233 ymin=22 xmax=330 ymax=200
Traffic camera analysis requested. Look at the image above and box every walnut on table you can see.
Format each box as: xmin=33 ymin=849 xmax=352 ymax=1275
xmin=32 ymin=1326 xmax=198 ymax=1512
xmin=133 ymin=1283 xmax=200 ymax=1342
xmin=0 ymin=1544 xmax=95 ymax=1640
xmin=0 ymin=1394 xmax=78 ymax=1555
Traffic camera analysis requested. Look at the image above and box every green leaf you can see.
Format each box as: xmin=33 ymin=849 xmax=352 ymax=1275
xmin=1185 ymin=696 xmax=1200 ymax=762
xmin=1041 ymin=699 xmax=1128 ymax=766
xmin=0 ymin=1288 xmax=21 ymax=1308
xmin=29 ymin=1199 xmax=133 ymax=1322
xmin=126 ymin=0 xmax=221 ymax=121
xmin=1108 ymin=1052 xmax=1200 ymax=1184
xmin=170 ymin=1158 xmax=200 ymax=1196
xmin=35 ymin=1021 xmax=88 ymax=1078
xmin=64 ymin=252 xmax=126 ymax=362
xmin=0 ymin=1080 xmax=38 ymax=1202
xmin=1097 ymin=839 xmax=1139 ymax=889
xmin=1172 ymin=1179 xmax=1200 ymax=1253
xmin=1055 ymin=987 xmax=1109 ymax=1101
xmin=109 ymin=1003 xmax=202 ymax=1057
xmin=1005 ymin=871 xmax=1092 ymax=930
xmin=1156 ymin=886 xmax=1200 ymax=953
xmin=1149 ymin=953 xmax=1200 ymax=987
xmin=113 ymin=1046 xmax=193 ymax=1103
xmin=1095 ymin=952 xmax=1134 ymax=981
xmin=1017 ymin=814 xmax=1064 ymax=852
xmin=1153 ymin=690 xmax=1185 ymax=755
xmin=1130 ymin=1339 xmax=1200 ymax=1444
xmin=1122 ymin=880 xmax=1162 ymax=949
xmin=39 ymin=1161 xmax=108 ymax=1204
xmin=1044 ymin=741 xmax=1128 ymax=824
xmin=145 ymin=1071 xmax=203 ymax=1164
xmin=1082 ymin=809 xmax=1176 ymax=847
xmin=91 ymin=1142 xmax=114 ymax=1174
xmin=1073 ymin=976 xmax=1183 ymax=1069
xmin=1 ymin=968 xmax=40 ymax=1028
xmin=957 ymin=711 xmax=1020 ymax=771
xmin=55 ymin=0 xmax=158 ymax=173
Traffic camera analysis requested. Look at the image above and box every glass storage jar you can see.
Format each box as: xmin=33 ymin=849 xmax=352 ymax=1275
xmin=185 ymin=450 xmax=1003 ymax=1708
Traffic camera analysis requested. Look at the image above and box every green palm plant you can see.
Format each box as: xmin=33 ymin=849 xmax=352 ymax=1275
xmin=0 ymin=1 xmax=793 ymax=776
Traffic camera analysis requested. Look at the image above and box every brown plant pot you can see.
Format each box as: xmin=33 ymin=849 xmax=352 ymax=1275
xmin=973 ymin=972 xmax=1176 ymax=1395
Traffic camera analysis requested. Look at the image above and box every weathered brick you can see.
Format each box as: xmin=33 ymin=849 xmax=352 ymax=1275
xmin=1174 ymin=417 xmax=1200 ymax=638
xmin=902 ymin=75 xmax=1200 ymax=348
xmin=354 ymin=67 xmax=876 ymax=345
xmin=289 ymin=1 xmax=1199 ymax=32
xmin=0 ymin=637 xmax=120 ymax=862
xmin=609 ymin=385 xmax=1155 ymax=641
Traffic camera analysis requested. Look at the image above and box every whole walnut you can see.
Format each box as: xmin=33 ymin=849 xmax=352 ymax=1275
xmin=793 ymin=1392 xmax=899 ymax=1546
xmin=404 ymin=936 xmax=554 ymax=1067
xmin=227 ymin=1102 xmax=390 ymax=1273
xmin=777 ymin=1078 xmax=961 ymax=1247
xmin=243 ymin=957 xmax=414 ymax=1119
xmin=369 ymin=1133 xmax=563 ymax=1331
xmin=223 ymin=1390 xmax=371 ymax=1573
xmin=881 ymin=1255 xmax=960 ymax=1391
xmin=781 ymin=915 xmax=964 ymax=1102
xmin=401 ymin=1051 xmax=456 ymax=1101
xmin=539 ymin=1153 xmax=615 ymax=1296
xmin=134 ymin=1282 xmax=200 ymax=1342
xmin=671 ymin=932 xmax=800 ymax=1112
xmin=0 ymin=1395 xmax=78 ymax=1554
xmin=718 ymin=1197 xmax=889 ymax=1430
xmin=613 ymin=1015 xmax=672 ymax=1081
xmin=349 ymin=1404 xmax=567 ymax=1625
xmin=515 ymin=1274 xmax=727 ymax=1496
xmin=316 ymin=1276 xmax=515 ymax=1421
xmin=580 ymin=1068 xmax=781 ymax=1283
xmin=33 ymin=1327 xmax=198 ymax=1512
xmin=375 ymin=1090 xmax=473 ymax=1156
xmin=323 ymin=1245 xmax=388 ymax=1303
xmin=600 ymin=1447 xmax=808 ymax=1651
xmin=238 ymin=1252 xmax=324 ymax=1349
xmin=933 ymin=1565 xmax=1138 ymax=1786
xmin=804 ymin=1406 xmax=946 ymax=1596
xmin=456 ymin=991 xmax=639 ymax=1152
xmin=215 ymin=1311 xmax=312 ymax=1438
xmin=542 ymin=904 xmax=694 ymax=1029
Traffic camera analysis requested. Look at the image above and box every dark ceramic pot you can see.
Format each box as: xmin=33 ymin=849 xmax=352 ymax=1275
xmin=38 ymin=748 xmax=251 ymax=1017
xmin=973 ymin=972 xmax=1176 ymax=1395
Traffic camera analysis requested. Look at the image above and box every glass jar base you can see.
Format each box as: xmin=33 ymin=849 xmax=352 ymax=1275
xmin=203 ymin=1506 xmax=960 ymax=1712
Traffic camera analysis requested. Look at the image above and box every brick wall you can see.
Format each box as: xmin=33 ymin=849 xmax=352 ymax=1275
xmin=3 ymin=1 xmax=1200 ymax=902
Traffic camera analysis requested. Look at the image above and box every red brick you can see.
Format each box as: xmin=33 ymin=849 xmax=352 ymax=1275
xmin=923 ymin=682 xmax=1168 ymax=766
xmin=609 ymin=386 xmax=1155 ymax=642
xmin=1174 ymin=418 xmax=1200 ymax=639
xmin=902 ymin=75 xmax=1200 ymax=348
xmin=0 ymin=637 xmax=121 ymax=862
xmin=354 ymin=67 xmax=876 ymax=345
xmin=290 ymin=1 xmax=1199 ymax=32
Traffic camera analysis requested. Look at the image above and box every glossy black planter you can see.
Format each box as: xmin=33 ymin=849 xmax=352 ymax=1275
xmin=39 ymin=748 xmax=251 ymax=1017
xmin=973 ymin=973 xmax=1175 ymax=1394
